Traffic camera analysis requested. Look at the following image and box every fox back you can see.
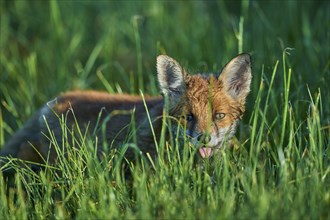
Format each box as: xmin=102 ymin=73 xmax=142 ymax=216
xmin=0 ymin=54 xmax=252 ymax=173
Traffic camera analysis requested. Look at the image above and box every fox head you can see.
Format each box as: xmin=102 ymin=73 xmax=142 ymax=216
xmin=157 ymin=54 xmax=252 ymax=158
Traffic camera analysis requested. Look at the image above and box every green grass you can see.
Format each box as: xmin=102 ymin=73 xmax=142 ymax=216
xmin=0 ymin=0 xmax=329 ymax=219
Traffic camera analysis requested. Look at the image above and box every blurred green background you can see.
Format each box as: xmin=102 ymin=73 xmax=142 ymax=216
xmin=0 ymin=0 xmax=329 ymax=143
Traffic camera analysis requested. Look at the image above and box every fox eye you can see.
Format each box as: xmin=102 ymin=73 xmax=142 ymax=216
xmin=186 ymin=114 xmax=194 ymax=122
xmin=214 ymin=113 xmax=225 ymax=120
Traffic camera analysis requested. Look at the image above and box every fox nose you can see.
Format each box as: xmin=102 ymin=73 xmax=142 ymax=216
xmin=197 ymin=133 xmax=211 ymax=144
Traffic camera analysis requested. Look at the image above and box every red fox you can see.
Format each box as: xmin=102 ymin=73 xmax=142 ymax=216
xmin=0 ymin=54 xmax=251 ymax=172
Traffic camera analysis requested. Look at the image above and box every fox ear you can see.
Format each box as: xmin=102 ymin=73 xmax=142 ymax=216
xmin=157 ymin=55 xmax=187 ymax=98
xmin=219 ymin=53 xmax=252 ymax=100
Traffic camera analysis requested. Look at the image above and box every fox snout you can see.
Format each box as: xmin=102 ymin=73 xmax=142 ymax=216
xmin=196 ymin=133 xmax=211 ymax=144
xmin=186 ymin=128 xmax=233 ymax=158
xmin=190 ymin=131 xmax=229 ymax=159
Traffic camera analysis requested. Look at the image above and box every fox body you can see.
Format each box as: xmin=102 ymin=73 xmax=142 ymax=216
xmin=0 ymin=54 xmax=252 ymax=171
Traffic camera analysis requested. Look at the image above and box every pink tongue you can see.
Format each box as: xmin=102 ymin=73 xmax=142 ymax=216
xmin=199 ymin=147 xmax=213 ymax=158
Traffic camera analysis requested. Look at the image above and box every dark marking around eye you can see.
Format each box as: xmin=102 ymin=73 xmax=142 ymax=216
xmin=186 ymin=114 xmax=194 ymax=122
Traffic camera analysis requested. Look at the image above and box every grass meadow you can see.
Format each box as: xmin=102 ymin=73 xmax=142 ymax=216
xmin=0 ymin=0 xmax=329 ymax=219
